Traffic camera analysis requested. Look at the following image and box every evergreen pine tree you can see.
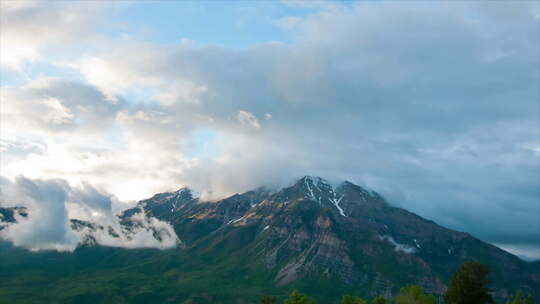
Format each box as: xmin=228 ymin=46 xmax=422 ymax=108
xmin=444 ymin=261 xmax=494 ymax=304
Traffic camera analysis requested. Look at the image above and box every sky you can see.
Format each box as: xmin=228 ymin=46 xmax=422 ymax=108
xmin=0 ymin=1 xmax=539 ymax=259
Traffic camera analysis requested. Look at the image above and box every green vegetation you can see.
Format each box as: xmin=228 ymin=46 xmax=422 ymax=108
xmin=257 ymin=262 xmax=536 ymax=304
xmin=0 ymin=244 xmax=536 ymax=304
xmin=507 ymin=291 xmax=535 ymax=304
xmin=445 ymin=261 xmax=493 ymax=304
xmin=394 ymin=285 xmax=436 ymax=304
xmin=259 ymin=282 xmax=537 ymax=304
xmin=342 ymin=295 xmax=367 ymax=304
xmin=328 ymin=285 xmax=435 ymax=304
xmin=261 ymin=295 xmax=277 ymax=304
xmin=372 ymin=296 xmax=387 ymax=304
xmin=283 ymin=290 xmax=312 ymax=304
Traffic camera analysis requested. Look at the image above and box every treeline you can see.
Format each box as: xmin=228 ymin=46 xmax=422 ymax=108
xmin=260 ymin=262 xmax=536 ymax=304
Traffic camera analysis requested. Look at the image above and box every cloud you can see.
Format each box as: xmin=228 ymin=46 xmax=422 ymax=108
xmin=0 ymin=176 xmax=79 ymax=251
xmin=80 ymin=52 xmax=209 ymax=105
xmin=380 ymin=235 xmax=416 ymax=254
xmin=496 ymin=244 xmax=540 ymax=262
xmin=0 ymin=1 xmax=112 ymax=70
xmin=0 ymin=77 xmax=120 ymax=134
xmin=237 ymin=110 xmax=261 ymax=129
xmin=0 ymin=1 xmax=538 ymax=256
xmin=0 ymin=176 xmax=178 ymax=251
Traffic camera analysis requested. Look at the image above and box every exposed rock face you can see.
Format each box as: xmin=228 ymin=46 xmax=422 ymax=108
xmin=270 ymin=212 xmax=359 ymax=286
xmin=2 ymin=176 xmax=538 ymax=301
xmin=117 ymin=176 xmax=539 ymax=300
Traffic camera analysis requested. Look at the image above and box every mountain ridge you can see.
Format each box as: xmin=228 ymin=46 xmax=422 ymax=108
xmin=0 ymin=175 xmax=538 ymax=303
xmin=112 ymin=175 xmax=538 ymax=299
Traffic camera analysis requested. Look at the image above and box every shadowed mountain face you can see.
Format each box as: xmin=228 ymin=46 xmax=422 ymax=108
xmin=1 ymin=176 xmax=538 ymax=303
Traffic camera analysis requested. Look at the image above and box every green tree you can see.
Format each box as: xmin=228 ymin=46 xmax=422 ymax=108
xmin=394 ymin=285 xmax=436 ymax=304
xmin=284 ymin=290 xmax=309 ymax=304
xmin=261 ymin=295 xmax=277 ymax=304
xmin=444 ymin=261 xmax=494 ymax=304
xmin=507 ymin=290 xmax=535 ymax=304
xmin=372 ymin=296 xmax=387 ymax=304
xmin=342 ymin=295 xmax=367 ymax=304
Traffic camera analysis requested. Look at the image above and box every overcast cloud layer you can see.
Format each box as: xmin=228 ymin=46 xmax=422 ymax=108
xmin=1 ymin=1 xmax=539 ymax=259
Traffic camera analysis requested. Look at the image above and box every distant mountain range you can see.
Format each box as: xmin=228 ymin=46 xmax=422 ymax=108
xmin=1 ymin=176 xmax=538 ymax=303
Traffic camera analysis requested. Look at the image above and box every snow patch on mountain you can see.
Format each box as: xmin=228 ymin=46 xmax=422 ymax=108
xmin=300 ymin=176 xmax=347 ymax=216
xmin=330 ymin=195 xmax=346 ymax=216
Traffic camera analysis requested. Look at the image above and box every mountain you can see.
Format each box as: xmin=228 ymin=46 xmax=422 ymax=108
xmin=0 ymin=206 xmax=27 ymax=231
xmin=0 ymin=176 xmax=538 ymax=303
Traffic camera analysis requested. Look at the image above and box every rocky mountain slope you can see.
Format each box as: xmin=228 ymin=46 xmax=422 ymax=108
xmin=117 ymin=176 xmax=539 ymax=299
xmin=0 ymin=176 xmax=538 ymax=303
